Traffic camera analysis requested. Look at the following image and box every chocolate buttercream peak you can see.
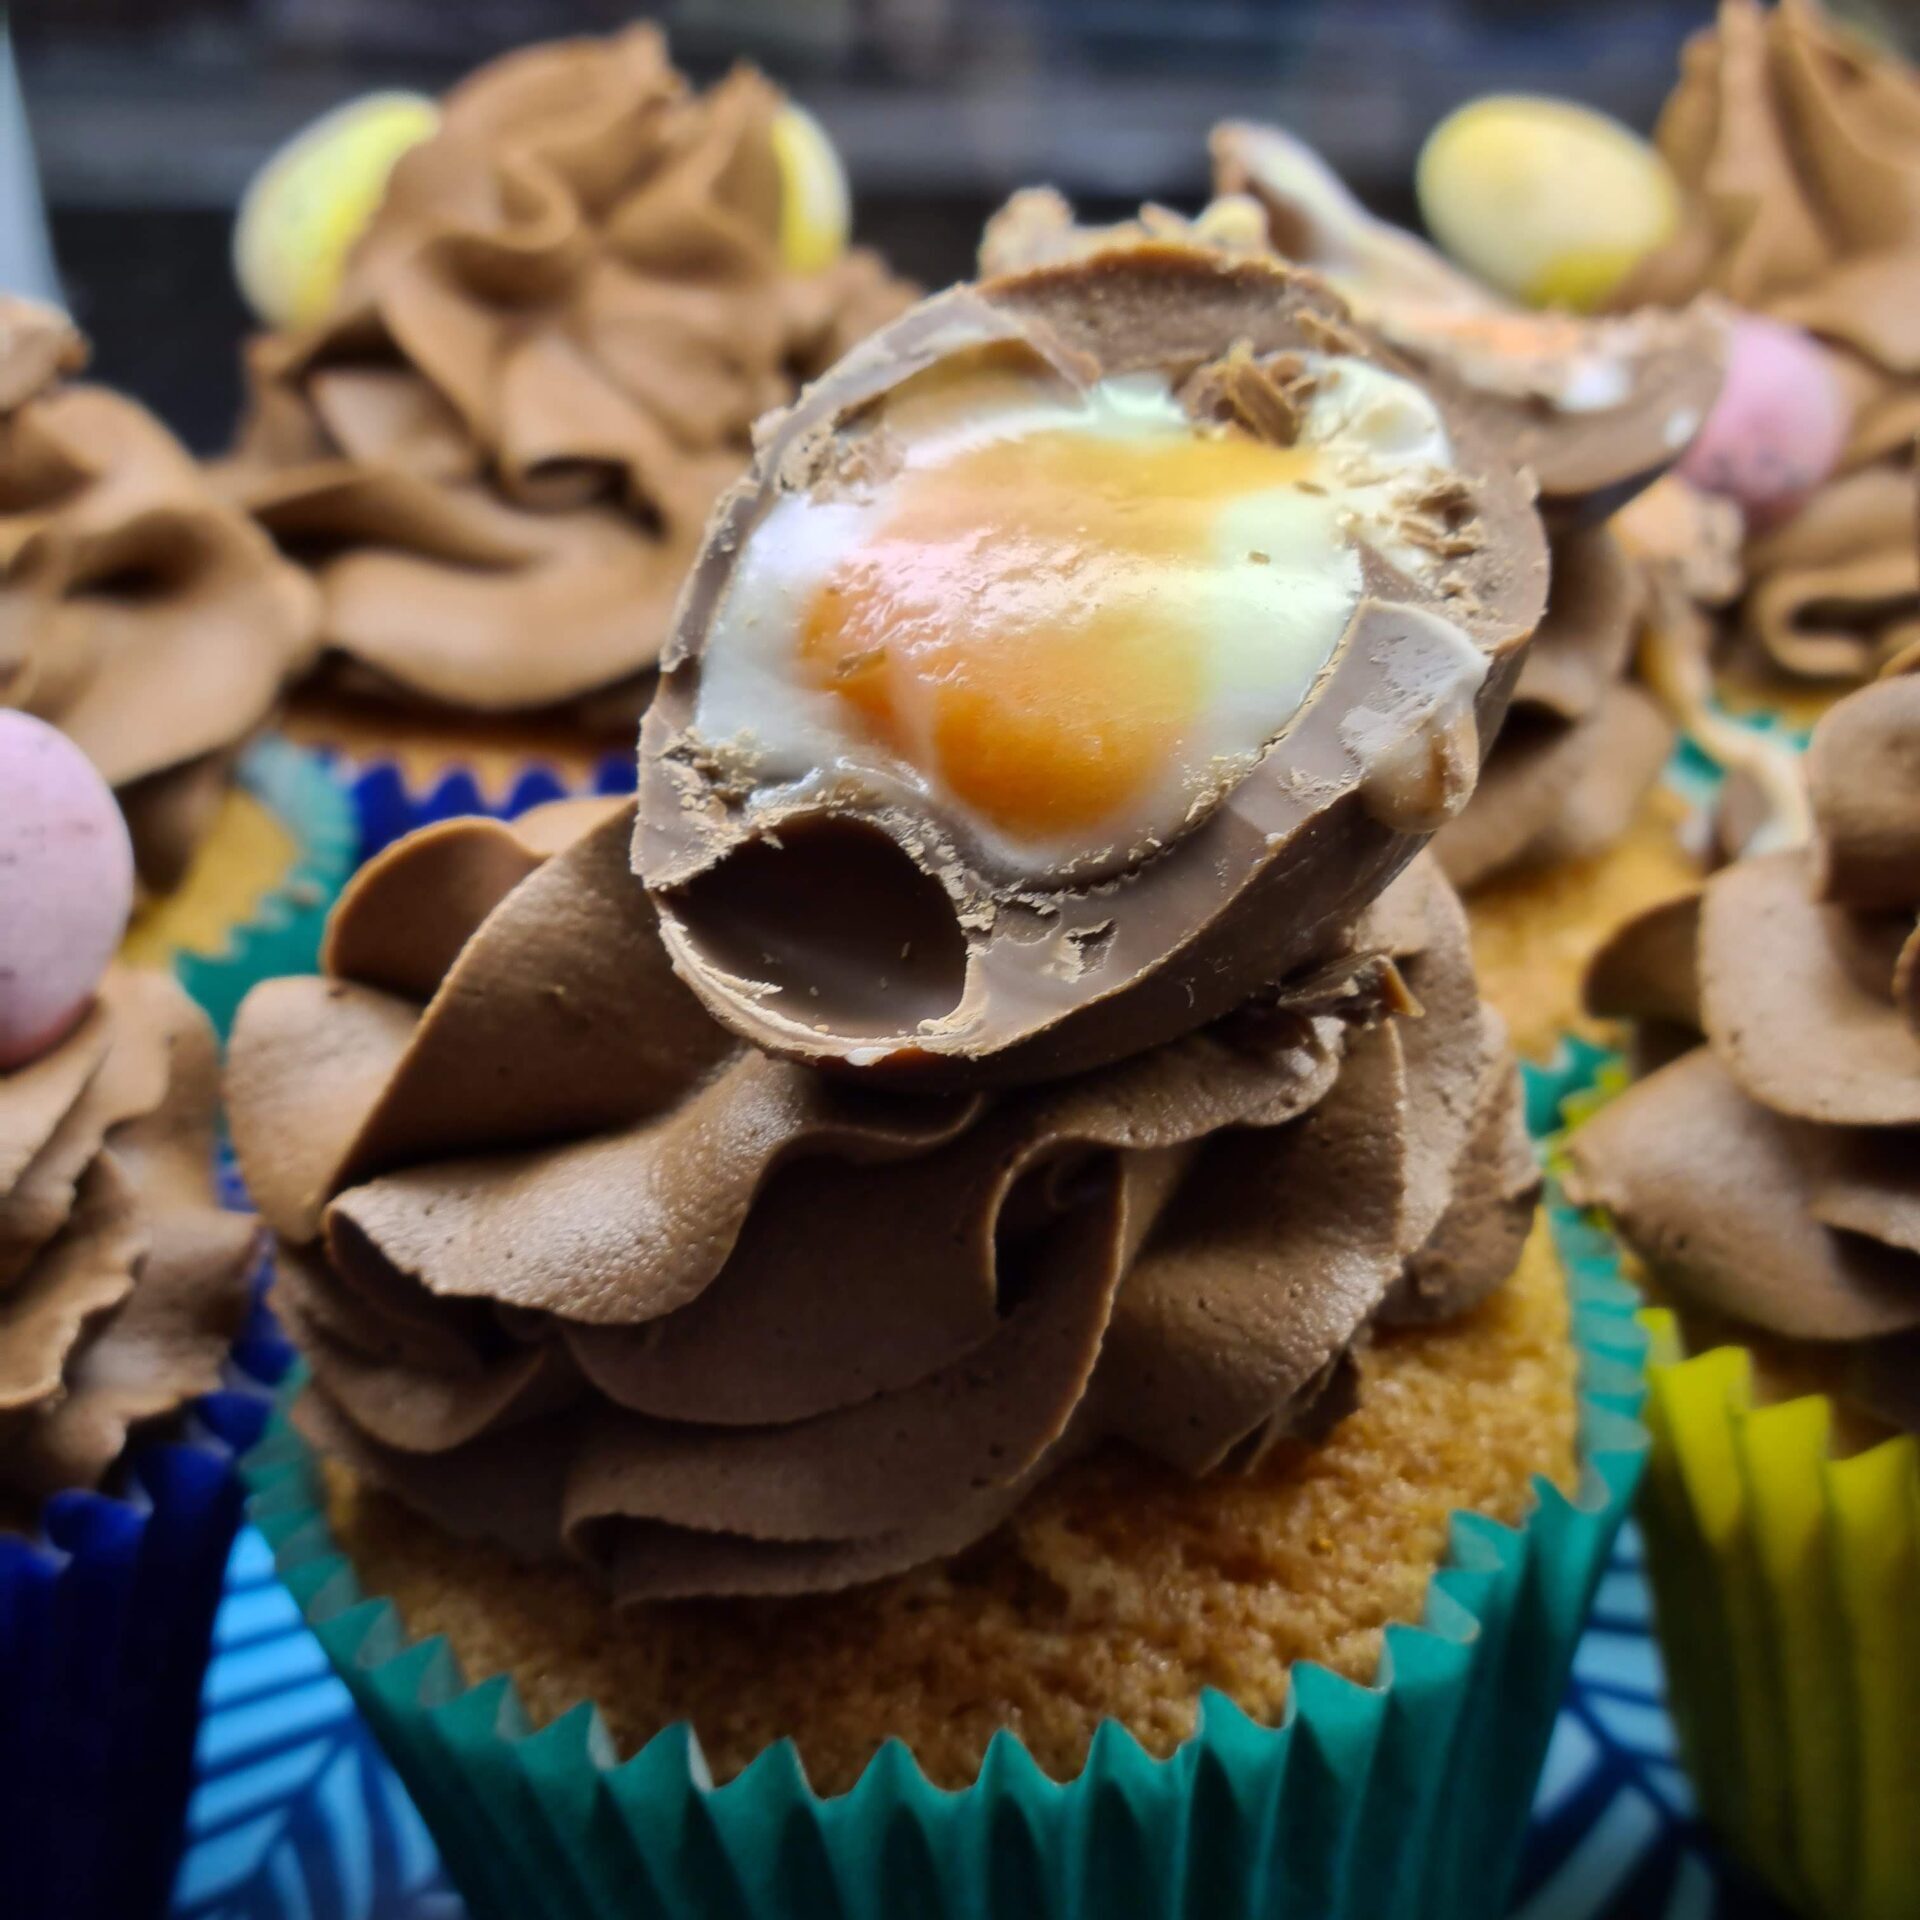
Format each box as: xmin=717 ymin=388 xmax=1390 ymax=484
xmin=1625 ymin=0 xmax=1920 ymax=682
xmin=0 ymin=969 xmax=259 ymax=1521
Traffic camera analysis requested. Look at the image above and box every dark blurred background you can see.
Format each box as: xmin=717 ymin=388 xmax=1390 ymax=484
xmin=11 ymin=0 xmax=1911 ymax=452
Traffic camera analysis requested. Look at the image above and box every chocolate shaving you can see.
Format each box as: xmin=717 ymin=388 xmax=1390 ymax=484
xmin=1179 ymin=341 xmax=1302 ymax=444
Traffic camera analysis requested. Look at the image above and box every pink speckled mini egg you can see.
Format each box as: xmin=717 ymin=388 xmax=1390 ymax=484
xmin=0 ymin=712 xmax=135 ymax=1070
xmin=1677 ymin=312 xmax=1850 ymax=529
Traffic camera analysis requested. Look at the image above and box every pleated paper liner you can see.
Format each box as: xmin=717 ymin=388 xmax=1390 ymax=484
xmin=0 ymin=1291 xmax=292 ymax=1920
xmin=347 ymin=752 xmax=637 ymax=863
xmin=120 ymin=737 xmax=358 ymax=1040
xmin=1637 ymin=1324 xmax=1920 ymax=1920
xmin=1549 ymin=1045 xmax=1920 ymax=1920
xmin=238 ymin=1045 xmax=1647 ymax=1920
xmin=277 ymin=687 xmax=638 ymax=825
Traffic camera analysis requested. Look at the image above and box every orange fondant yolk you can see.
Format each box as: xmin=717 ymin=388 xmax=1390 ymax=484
xmin=798 ymin=426 xmax=1317 ymax=841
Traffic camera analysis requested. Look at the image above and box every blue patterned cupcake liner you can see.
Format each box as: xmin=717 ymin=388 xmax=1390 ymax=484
xmin=347 ymin=753 xmax=635 ymax=863
xmin=0 ymin=1290 xmax=293 ymax=1920
xmin=237 ymin=1040 xmax=1648 ymax=1920
xmin=178 ymin=737 xmax=635 ymax=1041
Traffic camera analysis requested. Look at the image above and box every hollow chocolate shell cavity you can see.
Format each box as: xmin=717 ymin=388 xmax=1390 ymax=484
xmin=639 ymin=251 xmax=1550 ymax=1086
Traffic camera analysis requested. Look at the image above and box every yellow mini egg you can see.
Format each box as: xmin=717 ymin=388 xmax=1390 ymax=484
xmin=233 ymin=92 xmax=439 ymax=331
xmin=770 ymin=101 xmax=851 ymax=275
xmin=1417 ymin=96 xmax=1679 ymax=311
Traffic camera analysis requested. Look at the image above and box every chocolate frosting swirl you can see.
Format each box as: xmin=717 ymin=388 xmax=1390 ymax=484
xmin=228 ymin=799 xmax=1538 ymax=1599
xmin=1624 ymin=0 xmax=1920 ymax=679
xmin=1569 ymin=664 xmax=1920 ymax=1429
xmin=1 ymin=968 xmax=261 ymax=1524
xmin=0 ymin=300 xmax=317 ymax=893
xmin=222 ymin=26 xmax=912 ymax=726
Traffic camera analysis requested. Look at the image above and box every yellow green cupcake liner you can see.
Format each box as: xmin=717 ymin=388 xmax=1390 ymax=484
xmin=1555 ymin=1041 xmax=1920 ymax=1920
xmin=1638 ymin=1322 xmax=1920 ymax=1920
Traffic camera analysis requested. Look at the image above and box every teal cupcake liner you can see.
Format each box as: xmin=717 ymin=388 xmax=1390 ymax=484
xmin=173 ymin=736 xmax=357 ymax=1039
xmin=240 ymin=1049 xmax=1647 ymax=1920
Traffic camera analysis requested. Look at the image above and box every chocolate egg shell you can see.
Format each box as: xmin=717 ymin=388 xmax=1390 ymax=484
xmin=1212 ymin=122 xmax=1726 ymax=530
xmin=637 ymin=248 xmax=1549 ymax=1088
xmin=1444 ymin=302 xmax=1726 ymax=528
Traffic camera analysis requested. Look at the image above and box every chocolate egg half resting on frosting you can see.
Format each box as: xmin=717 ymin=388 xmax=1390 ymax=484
xmin=1209 ymin=122 xmax=1726 ymax=528
xmin=637 ymin=249 xmax=1550 ymax=1086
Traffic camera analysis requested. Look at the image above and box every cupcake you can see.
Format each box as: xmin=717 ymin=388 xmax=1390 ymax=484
xmin=982 ymin=137 xmax=1729 ymax=1056
xmin=1566 ymin=663 xmax=1920 ymax=1917
xmin=233 ymin=248 xmax=1646 ymax=1918
xmin=0 ymin=298 xmax=331 ymax=949
xmin=1623 ymin=0 xmax=1920 ymax=698
xmin=0 ymin=716 xmax=270 ymax=1920
xmin=221 ymin=24 xmax=912 ymax=796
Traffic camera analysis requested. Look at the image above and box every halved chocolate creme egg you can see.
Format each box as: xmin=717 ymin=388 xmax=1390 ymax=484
xmin=637 ymin=247 xmax=1550 ymax=1087
xmin=1210 ymin=122 xmax=1726 ymax=528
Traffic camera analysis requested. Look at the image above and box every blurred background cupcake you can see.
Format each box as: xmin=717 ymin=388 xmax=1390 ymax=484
xmin=1618 ymin=0 xmax=1920 ymax=711
xmin=0 ymin=714 xmax=279 ymax=1920
xmin=213 ymin=25 xmax=914 ymax=797
xmin=0 ymin=295 xmax=351 ymax=1020
xmin=1567 ymin=661 xmax=1920 ymax=1919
